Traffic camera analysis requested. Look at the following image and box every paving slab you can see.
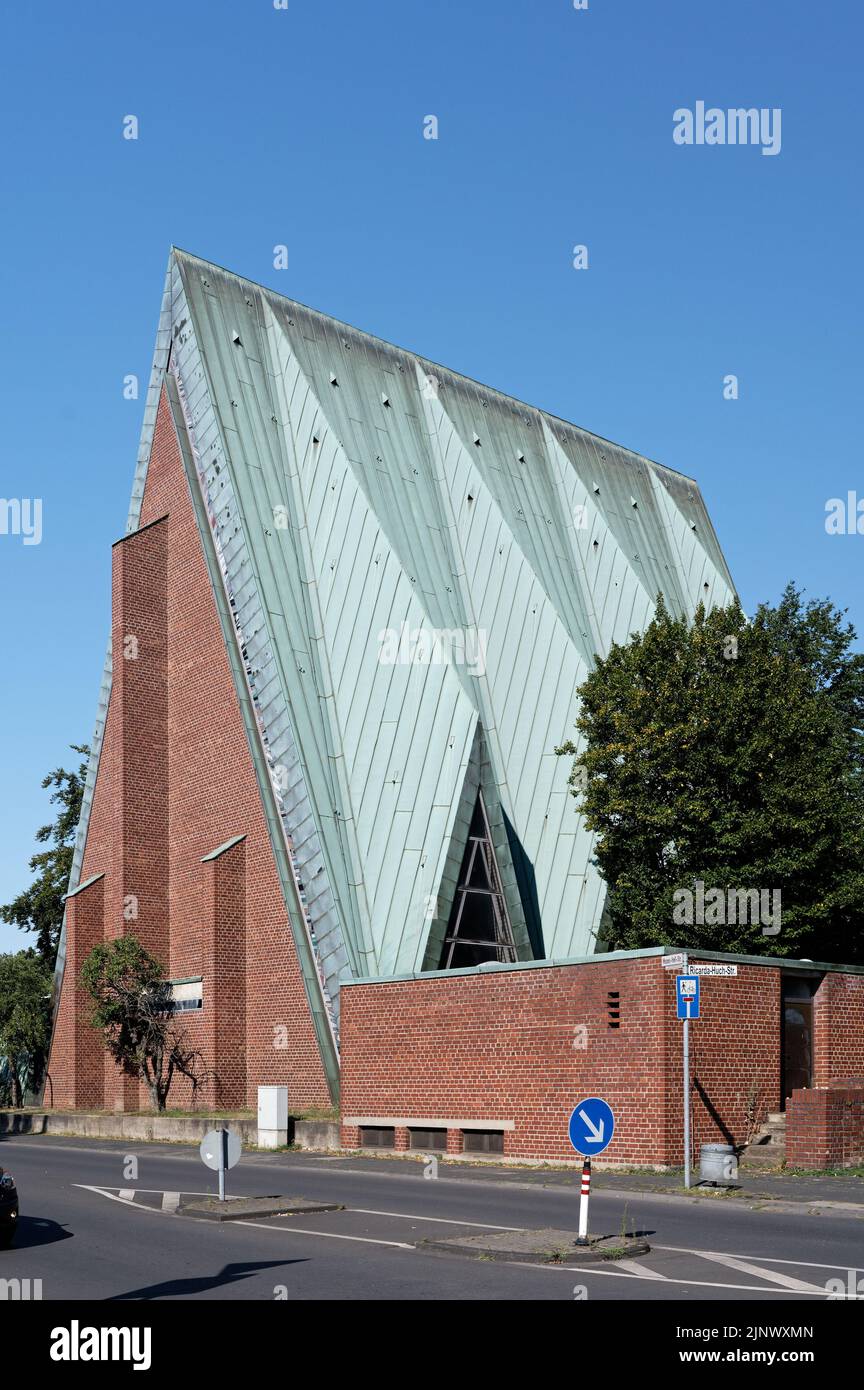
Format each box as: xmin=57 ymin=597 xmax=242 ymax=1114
xmin=417 ymin=1227 xmax=650 ymax=1264
xmin=177 ymin=1194 xmax=343 ymax=1221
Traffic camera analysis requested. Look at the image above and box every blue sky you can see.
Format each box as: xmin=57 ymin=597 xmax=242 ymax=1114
xmin=1 ymin=0 xmax=861 ymax=951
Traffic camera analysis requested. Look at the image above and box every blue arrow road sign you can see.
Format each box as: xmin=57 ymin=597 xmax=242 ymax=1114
xmin=568 ymin=1096 xmax=615 ymax=1156
xmin=676 ymin=974 xmax=700 ymax=1020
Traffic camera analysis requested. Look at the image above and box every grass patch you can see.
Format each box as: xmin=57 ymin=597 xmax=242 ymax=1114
xmin=782 ymin=1165 xmax=864 ymax=1179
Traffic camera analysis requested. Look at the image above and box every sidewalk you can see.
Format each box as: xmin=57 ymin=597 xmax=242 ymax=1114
xmin=590 ymin=1166 xmax=864 ymax=1208
xmin=281 ymin=1150 xmax=864 ymax=1212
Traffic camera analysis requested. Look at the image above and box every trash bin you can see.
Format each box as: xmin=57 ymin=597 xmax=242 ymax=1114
xmin=699 ymin=1143 xmax=737 ymax=1185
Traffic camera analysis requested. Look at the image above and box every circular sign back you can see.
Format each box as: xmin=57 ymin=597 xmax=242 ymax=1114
xmin=200 ymin=1128 xmax=242 ymax=1171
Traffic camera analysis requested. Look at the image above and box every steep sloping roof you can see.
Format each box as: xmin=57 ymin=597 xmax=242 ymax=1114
xmin=55 ymin=248 xmax=736 ymax=1061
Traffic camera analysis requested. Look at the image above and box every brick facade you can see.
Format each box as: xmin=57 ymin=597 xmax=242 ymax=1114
xmin=47 ymin=385 xmax=331 ymax=1112
xmin=787 ymin=1084 xmax=864 ymax=1168
xmin=340 ymin=954 xmax=864 ymax=1166
xmin=44 ymin=374 xmax=864 ymax=1158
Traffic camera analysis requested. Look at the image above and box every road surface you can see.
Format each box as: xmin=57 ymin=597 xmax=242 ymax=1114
xmin=1 ymin=1134 xmax=862 ymax=1302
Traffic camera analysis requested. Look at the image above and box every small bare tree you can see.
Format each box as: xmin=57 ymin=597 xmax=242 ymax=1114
xmin=81 ymin=936 xmax=211 ymax=1111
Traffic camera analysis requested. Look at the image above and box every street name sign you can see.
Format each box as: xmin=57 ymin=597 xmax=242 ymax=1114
xmin=662 ymin=952 xmax=686 ymax=970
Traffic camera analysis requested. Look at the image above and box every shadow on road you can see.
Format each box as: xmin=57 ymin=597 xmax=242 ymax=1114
xmin=8 ymin=1215 xmax=74 ymax=1251
xmin=108 ymin=1259 xmax=308 ymax=1301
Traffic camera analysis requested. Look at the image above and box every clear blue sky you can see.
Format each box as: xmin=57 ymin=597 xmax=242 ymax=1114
xmin=1 ymin=0 xmax=861 ymax=951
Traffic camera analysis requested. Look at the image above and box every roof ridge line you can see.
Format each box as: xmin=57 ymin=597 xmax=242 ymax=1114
xmin=169 ymin=246 xmax=698 ymax=485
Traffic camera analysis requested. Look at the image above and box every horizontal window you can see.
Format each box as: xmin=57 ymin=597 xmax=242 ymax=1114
xmin=408 ymin=1128 xmax=446 ymax=1151
xmin=463 ymin=1130 xmax=504 ymax=1154
xmin=359 ymin=1126 xmax=395 ymax=1149
xmin=167 ymin=979 xmax=203 ymax=1013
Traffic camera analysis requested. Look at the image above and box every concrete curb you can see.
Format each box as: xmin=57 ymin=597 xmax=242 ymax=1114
xmin=417 ymin=1228 xmax=651 ymax=1264
xmin=177 ymin=1195 xmax=344 ymax=1222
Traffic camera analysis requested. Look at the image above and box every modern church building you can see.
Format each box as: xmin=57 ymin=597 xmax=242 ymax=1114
xmin=48 ymin=249 xmax=737 ymax=1113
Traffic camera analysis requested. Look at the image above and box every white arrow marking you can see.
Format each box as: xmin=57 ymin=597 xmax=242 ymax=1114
xmin=578 ymin=1109 xmax=605 ymax=1144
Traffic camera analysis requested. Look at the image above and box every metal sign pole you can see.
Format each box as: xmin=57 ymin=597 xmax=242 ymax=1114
xmin=682 ymin=953 xmax=691 ymax=1189
xmin=576 ymin=1157 xmax=591 ymax=1245
xmin=219 ymin=1128 xmax=227 ymax=1202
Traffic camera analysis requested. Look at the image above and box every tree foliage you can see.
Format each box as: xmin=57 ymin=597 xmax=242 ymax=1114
xmin=81 ymin=936 xmax=210 ymax=1112
xmin=0 ymin=952 xmax=52 ymax=1107
xmin=0 ymin=744 xmax=89 ymax=969
xmin=556 ymin=585 xmax=864 ymax=960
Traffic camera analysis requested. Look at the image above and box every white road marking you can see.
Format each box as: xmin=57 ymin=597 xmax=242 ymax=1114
xmin=116 ymin=1189 xmax=135 ymax=1202
xmin=350 ymin=1207 xmax=523 ymax=1230
xmin=162 ymin=1192 xmax=181 ymax=1212
xmin=530 ymin=1264 xmax=831 ymax=1296
xmin=690 ymin=1250 xmax=830 ymax=1295
xmin=233 ymin=1220 xmax=413 ymax=1249
xmin=613 ymin=1259 xmax=668 ymax=1279
xmin=654 ymin=1244 xmax=864 ymax=1274
xmin=69 ymin=1183 xmax=851 ymax=1295
xmin=74 ymin=1184 xmax=159 ymax=1211
xmin=74 ymin=1184 xmax=212 ymax=1197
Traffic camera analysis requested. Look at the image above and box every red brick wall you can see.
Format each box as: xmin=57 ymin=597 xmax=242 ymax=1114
xmin=787 ymin=1085 xmax=864 ymax=1168
xmin=340 ymin=958 xmax=852 ymax=1165
xmin=342 ymin=961 xmax=864 ymax=1165
xmin=669 ymin=965 xmax=781 ymax=1159
xmin=49 ymin=877 xmax=105 ymax=1110
xmin=814 ymin=974 xmax=864 ymax=1083
xmin=341 ymin=958 xmax=670 ymax=1164
xmin=48 ymin=384 xmax=330 ymax=1111
xmin=105 ymin=514 xmax=170 ymax=1111
xmin=201 ymin=838 xmax=247 ymax=1107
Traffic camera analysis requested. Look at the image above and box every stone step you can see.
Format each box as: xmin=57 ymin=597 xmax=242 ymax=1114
xmin=740 ymin=1117 xmax=786 ymax=1168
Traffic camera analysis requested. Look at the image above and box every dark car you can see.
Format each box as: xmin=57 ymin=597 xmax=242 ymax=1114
xmin=0 ymin=1168 xmax=18 ymax=1247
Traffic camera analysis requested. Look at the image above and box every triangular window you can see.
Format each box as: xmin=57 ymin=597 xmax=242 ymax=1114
xmin=438 ymin=793 xmax=517 ymax=968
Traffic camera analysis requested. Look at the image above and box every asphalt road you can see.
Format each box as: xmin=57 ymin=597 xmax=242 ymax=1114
xmin=2 ymin=1134 xmax=863 ymax=1302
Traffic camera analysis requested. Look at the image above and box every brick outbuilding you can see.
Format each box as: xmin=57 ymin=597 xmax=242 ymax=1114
xmin=339 ymin=949 xmax=864 ymax=1167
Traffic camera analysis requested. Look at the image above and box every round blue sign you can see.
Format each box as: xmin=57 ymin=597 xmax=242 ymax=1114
xmin=568 ymin=1097 xmax=615 ymax=1156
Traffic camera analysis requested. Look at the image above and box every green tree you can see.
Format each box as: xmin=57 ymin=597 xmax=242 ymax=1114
xmin=0 ymin=744 xmax=89 ymax=969
xmin=0 ymin=952 xmax=52 ymax=1108
xmin=81 ymin=936 xmax=209 ymax=1112
xmin=556 ymin=590 xmax=864 ymax=961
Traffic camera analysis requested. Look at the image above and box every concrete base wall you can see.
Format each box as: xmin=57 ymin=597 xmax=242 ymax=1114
xmin=0 ymin=1111 xmax=339 ymax=1151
